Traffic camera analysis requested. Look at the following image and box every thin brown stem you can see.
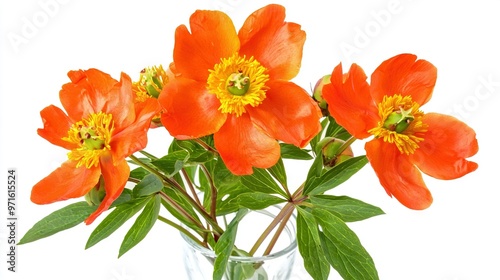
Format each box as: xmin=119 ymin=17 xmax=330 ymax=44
xmin=166 ymin=176 xmax=224 ymax=235
xmin=248 ymin=202 xmax=294 ymax=256
xmin=194 ymin=138 xmax=218 ymax=154
xmin=263 ymin=204 xmax=295 ymax=256
xmin=182 ymin=169 xmax=202 ymax=206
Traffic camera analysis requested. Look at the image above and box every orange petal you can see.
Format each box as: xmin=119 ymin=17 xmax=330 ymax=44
xmin=101 ymin=72 xmax=135 ymax=128
xmin=411 ymin=113 xmax=479 ymax=179
xmin=159 ymin=77 xmax=226 ymax=139
xmin=31 ymin=160 xmax=101 ymax=204
xmin=238 ymin=4 xmax=306 ymax=80
xmin=323 ymin=63 xmax=379 ymax=139
xmin=37 ymin=105 xmax=77 ymax=150
xmin=60 ymin=69 xmax=118 ymax=121
xmin=247 ymin=80 xmax=321 ymax=147
xmin=365 ymin=138 xmax=433 ymax=210
xmin=214 ymin=114 xmax=280 ymax=175
xmin=85 ymin=155 xmax=129 ymax=224
xmin=111 ymin=98 xmax=160 ymax=161
xmin=173 ymin=10 xmax=239 ymax=82
xmin=371 ymin=53 xmax=437 ymax=105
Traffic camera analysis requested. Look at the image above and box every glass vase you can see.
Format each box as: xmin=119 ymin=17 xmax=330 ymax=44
xmin=181 ymin=206 xmax=297 ymax=280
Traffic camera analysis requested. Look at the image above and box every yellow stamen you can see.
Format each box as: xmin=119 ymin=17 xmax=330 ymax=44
xmin=207 ymin=54 xmax=269 ymax=117
xmin=132 ymin=65 xmax=169 ymax=101
xmin=63 ymin=112 xmax=114 ymax=168
xmin=368 ymin=95 xmax=428 ymax=155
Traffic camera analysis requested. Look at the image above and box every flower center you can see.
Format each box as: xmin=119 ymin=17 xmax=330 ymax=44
xmin=207 ymin=53 xmax=269 ymax=117
xmin=62 ymin=112 xmax=114 ymax=168
xmin=132 ymin=64 xmax=169 ymax=101
xmin=368 ymin=95 xmax=428 ymax=155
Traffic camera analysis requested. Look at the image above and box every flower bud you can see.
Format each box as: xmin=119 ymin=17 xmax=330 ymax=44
xmin=312 ymin=74 xmax=331 ymax=116
xmin=316 ymin=137 xmax=354 ymax=169
xmin=84 ymin=180 xmax=106 ymax=206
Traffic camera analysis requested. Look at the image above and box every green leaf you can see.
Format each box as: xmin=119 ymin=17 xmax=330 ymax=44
xmin=236 ymin=193 xmax=286 ymax=210
xmin=310 ymin=195 xmax=385 ymax=222
xmin=86 ymin=197 xmax=150 ymax=249
xmin=280 ymin=143 xmax=313 ymax=160
xmin=214 ymin=183 xmax=252 ymax=216
xmin=313 ymin=208 xmax=379 ymax=280
xmin=310 ymin=117 xmax=330 ymax=153
xmin=267 ymin=158 xmax=288 ymax=189
xmin=19 ymin=202 xmax=97 ymax=245
xmin=151 ymin=150 xmax=189 ymax=177
xmin=325 ymin=116 xmax=351 ymax=141
xmin=118 ymin=194 xmax=161 ymax=257
xmin=305 ymin=151 xmax=324 ymax=181
xmin=129 ymin=167 xmax=149 ymax=180
xmin=241 ymin=168 xmax=287 ymax=198
xmin=212 ymin=158 xmax=241 ymax=189
xmin=213 ymin=209 xmax=249 ymax=280
xmin=304 ymin=156 xmax=368 ymax=195
xmin=132 ymin=174 xmax=164 ymax=197
xmin=170 ymin=139 xmax=214 ymax=164
xmin=296 ymin=207 xmax=330 ymax=280
xmin=110 ymin=188 xmax=133 ymax=207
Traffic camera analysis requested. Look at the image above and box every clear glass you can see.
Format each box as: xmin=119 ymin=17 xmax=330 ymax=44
xmin=181 ymin=206 xmax=297 ymax=280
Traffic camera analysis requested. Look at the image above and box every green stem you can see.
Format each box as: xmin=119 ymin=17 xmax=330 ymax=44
xmin=127 ymin=155 xmax=222 ymax=238
xmin=200 ymin=164 xmax=217 ymax=221
xmin=139 ymin=150 xmax=159 ymax=160
xmin=129 ymin=154 xmax=169 ymax=182
xmin=194 ymin=138 xmax=218 ymax=154
xmin=129 ymin=154 xmax=224 ymax=235
xmin=248 ymin=202 xmax=294 ymax=256
xmin=157 ymin=215 xmax=205 ymax=248
xmin=128 ymin=177 xmax=140 ymax=184
xmin=165 ymin=177 xmax=224 ymax=236
xmin=158 ymin=191 xmax=206 ymax=232
xmin=336 ymin=135 xmax=356 ymax=155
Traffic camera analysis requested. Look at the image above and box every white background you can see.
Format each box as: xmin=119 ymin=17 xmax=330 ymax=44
xmin=1 ymin=0 xmax=499 ymax=279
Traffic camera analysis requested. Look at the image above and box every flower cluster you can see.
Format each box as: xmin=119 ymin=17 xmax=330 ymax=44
xmin=22 ymin=4 xmax=478 ymax=280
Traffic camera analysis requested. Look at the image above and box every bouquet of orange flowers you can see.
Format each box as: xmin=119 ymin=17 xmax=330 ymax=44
xmin=20 ymin=4 xmax=478 ymax=280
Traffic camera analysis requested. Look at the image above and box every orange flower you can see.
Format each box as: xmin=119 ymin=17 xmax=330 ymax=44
xmin=323 ymin=54 xmax=479 ymax=209
xmin=31 ymin=69 xmax=160 ymax=224
xmin=159 ymin=4 xmax=322 ymax=175
xmin=132 ymin=64 xmax=172 ymax=128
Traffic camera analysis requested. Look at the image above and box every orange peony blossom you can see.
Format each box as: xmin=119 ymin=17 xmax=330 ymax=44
xmin=323 ymin=53 xmax=479 ymax=209
xmin=159 ymin=4 xmax=322 ymax=175
xmin=31 ymin=69 xmax=160 ymax=224
xmin=132 ymin=64 xmax=172 ymax=128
